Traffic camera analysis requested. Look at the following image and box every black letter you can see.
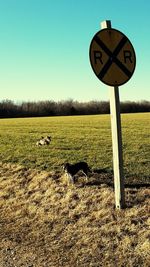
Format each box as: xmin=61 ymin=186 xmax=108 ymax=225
xmin=94 ymin=51 xmax=103 ymax=64
xmin=124 ymin=50 xmax=132 ymax=63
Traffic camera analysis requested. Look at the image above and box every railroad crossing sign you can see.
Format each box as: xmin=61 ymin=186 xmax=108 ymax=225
xmin=89 ymin=28 xmax=136 ymax=86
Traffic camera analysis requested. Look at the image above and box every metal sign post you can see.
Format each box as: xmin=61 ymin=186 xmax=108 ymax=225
xmin=101 ymin=20 xmax=125 ymax=209
xmin=89 ymin=20 xmax=136 ymax=209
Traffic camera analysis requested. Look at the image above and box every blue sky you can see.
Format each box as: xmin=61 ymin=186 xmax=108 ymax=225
xmin=0 ymin=0 xmax=149 ymax=102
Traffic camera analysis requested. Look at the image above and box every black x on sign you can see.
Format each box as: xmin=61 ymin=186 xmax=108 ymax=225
xmin=89 ymin=28 xmax=136 ymax=86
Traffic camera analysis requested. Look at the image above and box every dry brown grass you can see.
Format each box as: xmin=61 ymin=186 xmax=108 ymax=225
xmin=0 ymin=162 xmax=149 ymax=267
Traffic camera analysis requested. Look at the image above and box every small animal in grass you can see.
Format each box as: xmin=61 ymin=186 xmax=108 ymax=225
xmin=63 ymin=162 xmax=91 ymax=184
xmin=36 ymin=136 xmax=51 ymax=146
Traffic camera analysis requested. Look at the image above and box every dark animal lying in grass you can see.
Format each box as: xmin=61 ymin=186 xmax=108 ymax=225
xmin=63 ymin=162 xmax=90 ymax=184
xmin=36 ymin=136 xmax=51 ymax=146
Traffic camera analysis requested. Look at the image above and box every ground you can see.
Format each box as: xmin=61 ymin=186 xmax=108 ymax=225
xmin=0 ymin=162 xmax=149 ymax=267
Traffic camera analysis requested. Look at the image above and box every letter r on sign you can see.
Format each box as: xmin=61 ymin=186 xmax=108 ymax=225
xmin=124 ymin=50 xmax=132 ymax=63
xmin=94 ymin=51 xmax=103 ymax=64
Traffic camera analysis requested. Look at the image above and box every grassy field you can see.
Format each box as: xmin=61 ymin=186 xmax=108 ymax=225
xmin=0 ymin=113 xmax=150 ymax=266
xmin=0 ymin=113 xmax=149 ymax=182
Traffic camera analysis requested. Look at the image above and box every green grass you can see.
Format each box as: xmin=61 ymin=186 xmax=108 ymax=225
xmin=0 ymin=113 xmax=149 ymax=182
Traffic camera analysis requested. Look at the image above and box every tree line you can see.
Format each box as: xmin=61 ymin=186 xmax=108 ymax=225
xmin=0 ymin=99 xmax=149 ymax=118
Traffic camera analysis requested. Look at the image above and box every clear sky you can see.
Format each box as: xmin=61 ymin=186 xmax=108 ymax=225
xmin=0 ymin=0 xmax=149 ymax=102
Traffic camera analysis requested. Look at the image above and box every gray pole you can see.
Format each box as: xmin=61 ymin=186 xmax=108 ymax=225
xmin=101 ymin=20 xmax=125 ymax=209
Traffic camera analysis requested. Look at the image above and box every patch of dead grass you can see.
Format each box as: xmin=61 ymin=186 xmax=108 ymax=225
xmin=0 ymin=162 xmax=149 ymax=267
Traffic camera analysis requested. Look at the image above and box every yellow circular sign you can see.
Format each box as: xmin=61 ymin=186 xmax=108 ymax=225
xmin=89 ymin=28 xmax=136 ymax=86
